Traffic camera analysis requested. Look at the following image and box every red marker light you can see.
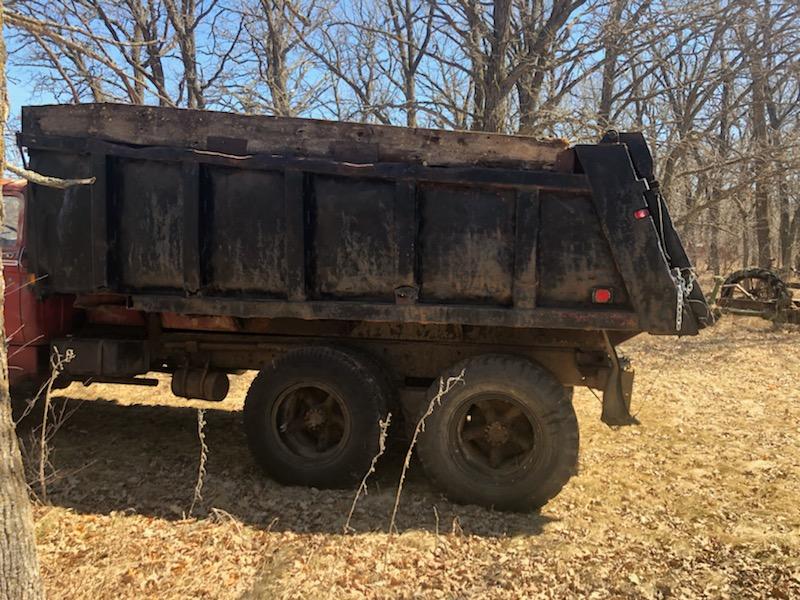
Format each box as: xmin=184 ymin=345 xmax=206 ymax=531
xmin=634 ymin=208 xmax=650 ymax=220
xmin=592 ymin=288 xmax=613 ymax=304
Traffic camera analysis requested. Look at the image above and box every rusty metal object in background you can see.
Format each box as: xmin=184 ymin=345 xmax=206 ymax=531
xmin=712 ymin=268 xmax=800 ymax=324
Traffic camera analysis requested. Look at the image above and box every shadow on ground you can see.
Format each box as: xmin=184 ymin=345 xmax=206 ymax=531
xmin=17 ymin=395 xmax=555 ymax=538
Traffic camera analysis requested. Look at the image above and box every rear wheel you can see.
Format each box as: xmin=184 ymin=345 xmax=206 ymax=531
xmin=417 ymin=355 xmax=579 ymax=512
xmin=243 ymin=346 xmax=389 ymax=488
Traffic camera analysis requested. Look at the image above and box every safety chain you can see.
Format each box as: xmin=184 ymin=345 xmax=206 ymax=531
xmin=671 ymin=267 xmax=697 ymax=331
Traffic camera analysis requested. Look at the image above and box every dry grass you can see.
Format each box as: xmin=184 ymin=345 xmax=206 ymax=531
xmin=22 ymin=318 xmax=800 ymax=599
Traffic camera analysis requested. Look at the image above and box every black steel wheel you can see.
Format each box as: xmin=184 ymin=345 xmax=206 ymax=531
xmin=272 ymin=383 xmax=351 ymax=458
xmin=243 ymin=346 xmax=389 ymax=488
xmin=450 ymin=395 xmax=544 ymax=474
xmin=417 ymin=355 xmax=579 ymax=512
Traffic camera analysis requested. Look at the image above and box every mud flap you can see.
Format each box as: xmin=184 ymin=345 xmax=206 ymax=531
xmin=601 ymin=331 xmax=638 ymax=426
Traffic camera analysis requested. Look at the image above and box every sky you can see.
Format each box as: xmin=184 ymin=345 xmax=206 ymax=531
xmin=7 ymin=59 xmax=57 ymax=128
xmin=9 ymin=78 xmax=51 ymax=111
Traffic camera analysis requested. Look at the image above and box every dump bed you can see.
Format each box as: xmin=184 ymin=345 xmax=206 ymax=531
xmin=20 ymin=103 xmax=710 ymax=336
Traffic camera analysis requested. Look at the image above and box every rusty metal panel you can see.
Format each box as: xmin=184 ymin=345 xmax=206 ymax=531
xmin=512 ymin=189 xmax=540 ymax=309
xmin=20 ymin=104 xmax=713 ymax=335
xmin=23 ymin=103 xmax=568 ymax=169
xmin=27 ymin=150 xmax=94 ymax=292
xmin=132 ymin=293 xmax=641 ymax=330
xmin=54 ymin=337 xmax=149 ymax=377
xmin=283 ymin=170 xmax=306 ymax=301
xmin=310 ymin=175 xmax=400 ymax=300
xmin=202 ymin=166 xmax=287 ymax=296
xmin=537 ymin=191 xmax=630 ymax=308
xmin=111 ymin=158 xmax=184 ymax=290
xmin=574 ymin=144 xmax=687 ymax=333
xmin=160 ymin=312 xmax=239 ymax=332
xmin=419 ymin=184 xmax=515 ymax=305
xmin=90 ymin=151 xmax=108 ymax=289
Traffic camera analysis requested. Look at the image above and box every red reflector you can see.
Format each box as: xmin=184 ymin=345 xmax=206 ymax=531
xmin=634 ymin=208 xmax=650 ymax=220
xmin=592 ymin=288 xmax=613 ymax=303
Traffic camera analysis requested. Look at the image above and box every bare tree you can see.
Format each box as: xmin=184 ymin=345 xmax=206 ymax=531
xmin=0 ymin=0 xmax=45 ymax=596
xmin=224 ymin=0 xmax=329 ymax=116
xmin=380 ymin=0 xmax=434 ymax=127
xmin=512 ymin=0 xmax=598 ymax=135
xmin=741 ymin=1 xmax=774 ymax=267
xmin=242 ymin=0 xmax=298 ymax=115
xmin=6 ymin=0 xmax=242 ymax=108
xmin=288 ymin=0 xmax=395 ymax=123
xmin=4 ymin=0 xmax=800 ymax=271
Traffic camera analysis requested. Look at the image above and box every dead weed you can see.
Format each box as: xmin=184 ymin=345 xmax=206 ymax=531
xmin=26 ymin=318 xmax=800 ymax=599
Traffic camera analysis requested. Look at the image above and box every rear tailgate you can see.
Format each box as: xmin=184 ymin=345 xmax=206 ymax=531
xmin=573 ymin=132 xmax=713 ymax=335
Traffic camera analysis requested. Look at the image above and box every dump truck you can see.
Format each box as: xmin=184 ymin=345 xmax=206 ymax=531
xmin=6 ymin=103 xmax=712 ymax=511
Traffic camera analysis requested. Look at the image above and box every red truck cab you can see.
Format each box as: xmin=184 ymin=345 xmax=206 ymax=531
xmin=2 ymin=179 xmax=75 ymax=387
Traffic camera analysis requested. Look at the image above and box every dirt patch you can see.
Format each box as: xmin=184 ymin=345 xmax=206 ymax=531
xmin=23 ymin=318 xmax=800 ymax=598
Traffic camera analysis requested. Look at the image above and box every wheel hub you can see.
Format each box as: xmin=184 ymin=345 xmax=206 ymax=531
xmin=484 ymin=421 xmax=510 ymax=446
xmin=274 ymin=386 xmax=349 ymax=457
xmin=457 ymin=397 xmax=539 ymax=471
xmin=304 ymin=407 xmax=326 ymax=429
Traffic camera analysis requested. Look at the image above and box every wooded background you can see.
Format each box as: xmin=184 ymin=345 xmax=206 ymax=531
xmin=5 ymin=0 xmax=799 ymax=274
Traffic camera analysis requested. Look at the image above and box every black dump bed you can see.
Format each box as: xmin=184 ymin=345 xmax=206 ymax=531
xmin=20 ymin=103 xmax=711 ymax=336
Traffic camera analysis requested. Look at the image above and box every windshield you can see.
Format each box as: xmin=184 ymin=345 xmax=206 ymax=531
xmin=2 ymin=194 xmax=22 ymax=248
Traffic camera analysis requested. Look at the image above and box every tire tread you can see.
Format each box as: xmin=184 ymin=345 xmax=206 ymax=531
xmin=417 ymin=354 xmax=579 ymax=512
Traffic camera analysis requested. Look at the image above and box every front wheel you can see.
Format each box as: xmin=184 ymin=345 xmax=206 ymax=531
xmin=417 ymin=355 xmax=579 ymax=512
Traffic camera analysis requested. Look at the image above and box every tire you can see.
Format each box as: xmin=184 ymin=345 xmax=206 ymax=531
xmin=243 ymin=346 xmax=389 ymax=488
xmin=417 ymin=354 xmax=579 ymax=512
xmin=721 ymin=268 xmax=791 ymax=306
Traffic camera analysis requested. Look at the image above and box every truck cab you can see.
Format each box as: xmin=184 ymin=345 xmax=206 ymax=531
xmin=2 ymin=179 xmax=75 ymax=388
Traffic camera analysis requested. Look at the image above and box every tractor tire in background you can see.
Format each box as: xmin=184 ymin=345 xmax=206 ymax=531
xmin=720 ymin=268 xmax=792 ymax=307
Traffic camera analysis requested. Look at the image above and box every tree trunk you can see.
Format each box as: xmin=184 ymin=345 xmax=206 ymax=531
xmin=792 ymin=204 xmax=800 ymax=271
xmin=0 ymin=361 xmax=42 ymax=600
xmin=709 ymin=47 xmax=731 ymax=276
xmin=742 ymin=219 xmax=750 ymax=269
xmin=0 ymin=2 xmax=45 ymax=597
xmin=261 ymin=0 xmax=292 ymax=116
xmin=516 ymin=72 xmax=537 ymax=135
xmin=164 ymin=0 xmax=204 ymax=109
xmin=751 ymin=140 xmax=771 ymax=267
xmin=598 ymin=0 xmax=627 ymax=129
xmin=475 ymin=0 xmax=511 ymax=132
xmin=708 ymin=202 xmax=720 ymax=274
xmin=777 ymin=179 xmax=791 ymax=270
xmin=746 ymin=5 xmax=772 ymax=268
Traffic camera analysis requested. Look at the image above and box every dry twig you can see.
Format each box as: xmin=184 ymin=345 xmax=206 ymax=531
xmin=188 ymin=409 xmax=208 ymax=516
xmin=34 ymin=346 xmax=75 ymax=502
xmin=5 ymin=163 xmax=95 ymax=188
xmin=344 ymin=412 xmax=391 ymax=533
xmin=388 ymin=369 xmax=465 ymax=534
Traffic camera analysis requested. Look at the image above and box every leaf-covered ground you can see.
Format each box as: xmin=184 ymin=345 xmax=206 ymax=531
xmin=22 ymin=318 xmax=800 ymax=599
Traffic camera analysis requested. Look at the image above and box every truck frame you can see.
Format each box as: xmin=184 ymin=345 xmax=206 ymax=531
xmin=7 ymin=104 xmax=712 ymax=511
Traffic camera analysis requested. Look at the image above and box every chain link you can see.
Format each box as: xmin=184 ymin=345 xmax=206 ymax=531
xmin=671 ymin=267 xmax=697 ymax=330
